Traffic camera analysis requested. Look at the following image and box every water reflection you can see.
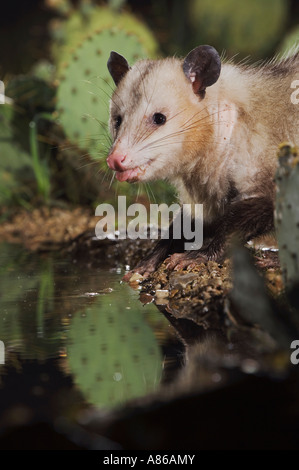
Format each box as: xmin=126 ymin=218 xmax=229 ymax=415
xmin=66 ymin=288 xmax=162 ymax=408
xmin=0 ymin=243 xmax=180 ymax=414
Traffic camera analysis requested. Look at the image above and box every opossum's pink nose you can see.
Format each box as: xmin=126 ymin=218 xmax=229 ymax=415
xmin=107 ymin=153 xmax=127 ymax=172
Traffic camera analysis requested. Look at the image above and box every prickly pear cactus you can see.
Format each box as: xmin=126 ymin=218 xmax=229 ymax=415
xmin=56 ymin=28 xmax=147 ymax=159
xmin=275 ymin=142 xmax=299 ymax=290
xmin=51 ymin=5 xmax=159 ymax=74
xmin=66 ymin=293 xmax=162 ymax=409
xmin=188 ymin=0 xmax=287 ymax=59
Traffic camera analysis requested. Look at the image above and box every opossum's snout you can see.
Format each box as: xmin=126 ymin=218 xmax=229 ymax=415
xmin=106 ymin=152 xmax=127 ymax=172
xmin=107 ymin=150 xmax=149 ymax=183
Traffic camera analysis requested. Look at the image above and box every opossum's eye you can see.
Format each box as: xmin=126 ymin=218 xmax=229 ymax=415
xmin=153 ymin=113 xmax=166 ymax=126
xmin=115 ymin=116 xmax=122 ymax=130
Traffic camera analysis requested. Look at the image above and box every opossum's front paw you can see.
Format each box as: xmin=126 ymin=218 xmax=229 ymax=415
xmin=122 ymin=260 xmax=157 ymax=282
xmin=164 ymin=252 xmax=208 ymax=271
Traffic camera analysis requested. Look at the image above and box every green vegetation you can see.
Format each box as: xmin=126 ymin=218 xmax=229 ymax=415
xmin=188 ymin=0 xmax=288 ymax=59
xmin=0 ymin=104 xmax=33 ymax=206
xmin=0 ymin=243 xmax=59 ymax=359
xmin=1 ymin=76 xmax=56 ymax=206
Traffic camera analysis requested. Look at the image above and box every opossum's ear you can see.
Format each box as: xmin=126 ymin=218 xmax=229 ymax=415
xmin=183 ymin=45 xmax=221 ymax=97
xmin=107 ymin=51 xmax=131 ymax=86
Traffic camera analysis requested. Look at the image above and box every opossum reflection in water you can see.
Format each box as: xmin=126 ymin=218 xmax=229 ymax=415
xmin=106 ymin=45 xmax=299 ymax=279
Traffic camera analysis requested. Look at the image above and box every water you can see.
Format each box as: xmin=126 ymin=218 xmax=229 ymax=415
xmin=0 ymin=242 xmax=182 ymax=431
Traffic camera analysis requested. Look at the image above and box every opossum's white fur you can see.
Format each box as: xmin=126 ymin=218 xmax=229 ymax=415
xmin=109 ymin=48 xmax=299 ymax=223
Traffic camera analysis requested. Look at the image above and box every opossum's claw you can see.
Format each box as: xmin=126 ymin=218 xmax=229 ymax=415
xmin=122 ymin=262 xmax=156 ymax=282
xmin=165 ymin=252 xmax=208 ymax=271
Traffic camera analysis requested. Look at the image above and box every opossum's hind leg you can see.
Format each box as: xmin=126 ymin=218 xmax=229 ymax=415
xmin=225 ymin=195 xmax=274 ymax=243
xmin=204 ymin=195 xmax=275 ymax=259
xmin=163 ymin=195 xmax=275 ymax=271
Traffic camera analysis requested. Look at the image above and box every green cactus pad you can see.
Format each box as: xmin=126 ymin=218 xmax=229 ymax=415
xmin=66 ymin=293 xmax=162 ymax=409
xmin=56 ymin=28 xmax=147 ymax=160
xmin=275 ymin=143 xmax=299 ymax=290
xmin=51 ymin=5 xmax=159 ymax=74
xmin=188 ymin=0 xmax=287 ymax=59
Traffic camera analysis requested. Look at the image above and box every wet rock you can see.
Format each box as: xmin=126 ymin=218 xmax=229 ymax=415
xmin=128 ymin=272 xmax=144 ymax=283
xmin=169 ymin=272 xmax=199 ymax=291
xmin=139 ymin=292 xmax=154 ymax=305
xmin=141 ymin=258 xmax=232 ymax=330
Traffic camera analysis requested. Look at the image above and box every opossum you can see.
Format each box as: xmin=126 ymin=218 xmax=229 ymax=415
xmin=106 ymin=45 xmax=299 ymax=279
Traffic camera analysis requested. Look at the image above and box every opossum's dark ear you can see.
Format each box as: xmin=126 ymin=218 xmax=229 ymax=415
xmin=107 ymin=51 xmax=130 ymax=85
xmin=183 ymin=45 xmax=221 ymax=97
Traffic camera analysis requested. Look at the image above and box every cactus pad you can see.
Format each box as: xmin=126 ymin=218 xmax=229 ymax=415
xmin=51 ymin=5 xmax=158 ymax=73
xmin=66 ymin=293 xmax=162 ymax=409
xmin=275 ymin=143 xmax=299 ymax=290
xmin=188 ymin=0 xmax=287 ymax=59
xmin=56 ymin=28 xmax=147 ymax=160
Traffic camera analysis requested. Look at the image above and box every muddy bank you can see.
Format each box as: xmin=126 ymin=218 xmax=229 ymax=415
xmin=0 ymin=206 xmax=97 ymax=251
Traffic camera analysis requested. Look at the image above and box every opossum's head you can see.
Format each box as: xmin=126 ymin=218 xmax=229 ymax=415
xmin=106 ymin=45 xmax=221 ymax=183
